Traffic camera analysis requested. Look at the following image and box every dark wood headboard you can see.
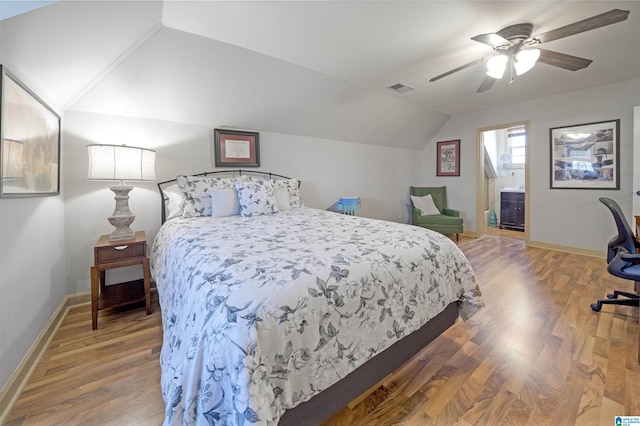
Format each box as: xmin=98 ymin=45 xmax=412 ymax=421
xmin=157 ymin=169 xmax=295 ymax=223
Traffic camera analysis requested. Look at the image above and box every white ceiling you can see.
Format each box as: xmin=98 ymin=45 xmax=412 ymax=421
xmin=162 ymin=1 xmax=640 ymax=116
xmin=1 ymin=1 xmax=639 ymax=149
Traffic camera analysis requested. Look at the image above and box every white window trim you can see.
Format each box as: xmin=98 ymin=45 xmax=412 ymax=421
xmin=505 ymin=127 xmax=526 ymax=169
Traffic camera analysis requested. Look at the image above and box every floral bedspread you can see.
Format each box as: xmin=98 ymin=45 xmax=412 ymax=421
xmin=150 ymin=208 xmax=482 ymax=425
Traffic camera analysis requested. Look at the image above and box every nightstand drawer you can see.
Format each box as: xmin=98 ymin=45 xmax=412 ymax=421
xmin=95 ymin=242 xmax=145 ymax=264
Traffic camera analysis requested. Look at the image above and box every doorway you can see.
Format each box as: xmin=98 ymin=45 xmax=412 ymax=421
xmin=475 ymin=121 xmax=530 ymax=243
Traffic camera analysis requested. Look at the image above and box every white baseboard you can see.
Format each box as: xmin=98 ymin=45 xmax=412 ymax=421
xmin=0 ymin=293 xmax=90 ymax=424
xmin=526 ymin=239 xmax=605 ymax=259
xmin=462 ymin=231 xmax=605 ymax=259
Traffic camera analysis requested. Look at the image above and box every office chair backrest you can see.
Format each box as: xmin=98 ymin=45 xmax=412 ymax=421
xmin=599 ymin=197 xmax=638 ymax=262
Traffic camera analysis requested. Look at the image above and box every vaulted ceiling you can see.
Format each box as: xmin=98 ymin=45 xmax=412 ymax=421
xmin=1 ymin=1 xmax=639 ymax=149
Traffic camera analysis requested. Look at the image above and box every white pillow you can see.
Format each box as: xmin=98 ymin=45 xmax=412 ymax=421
xmin=235 ymin=179 xmax=279 ymax=217
xmin=274 ymin=188 xmax=291 ymax=211
xmin=411 ymin=194 xmax=441 ymax=216
xmin=210 ymin=188 xmax=241 ymax=218
xmin=162 ymin=184 xmax=185 ymax=221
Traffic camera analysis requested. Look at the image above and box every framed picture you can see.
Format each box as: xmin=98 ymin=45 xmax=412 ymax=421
xmin=550 ymin=119 xmax=620 ymax=189
xmin=213 ymin=129 xmax=260 ymax=167
xmin=1 ymin=66 xmax=61 ymax=197
xmin=436 ymin=139 xmax=460 ymax=176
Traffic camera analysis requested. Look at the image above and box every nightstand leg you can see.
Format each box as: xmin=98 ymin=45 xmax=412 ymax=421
xmin=143 ymin=257 xmax=152 ymax=315
xmin=91 ymin=266 xmax=100 ymax=330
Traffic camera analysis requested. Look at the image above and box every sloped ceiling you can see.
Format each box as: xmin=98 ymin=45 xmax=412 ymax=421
xmin=0 ymin=0 xmax=57 ymax=20
xmin=0 ymin=0 xmax=163 ymax=110
xmin=71 ymin=26 xmax=447 ymax=149
xmin=1 ymin=1 xmax=639 ymax=149
xmin=167 ymin=1 xmax=640 ymax=116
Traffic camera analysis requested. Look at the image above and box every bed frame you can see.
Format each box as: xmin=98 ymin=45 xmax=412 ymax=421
xmin=156 ymin=169 xmax=461 ymax=424
xmin=279 ymin=302 xmax=458 ymax=425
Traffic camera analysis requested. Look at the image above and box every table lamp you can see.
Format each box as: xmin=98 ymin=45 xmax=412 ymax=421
xmin=2 ymin=138 xmax=25 ymax=181
xmin=87 ymin=144 xmax=156 ymax=242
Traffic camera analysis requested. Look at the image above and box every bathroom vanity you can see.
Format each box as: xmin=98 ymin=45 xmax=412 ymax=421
xmin=500 ymin=188 xmax=525 ymax=231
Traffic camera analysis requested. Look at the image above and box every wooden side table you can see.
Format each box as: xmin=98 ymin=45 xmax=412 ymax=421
xmin=90 ymin=230 xmax=152 ymax=330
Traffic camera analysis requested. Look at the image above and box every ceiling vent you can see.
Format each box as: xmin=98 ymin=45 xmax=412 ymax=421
xmin=387 ymin=83 xmax=413 ymax=94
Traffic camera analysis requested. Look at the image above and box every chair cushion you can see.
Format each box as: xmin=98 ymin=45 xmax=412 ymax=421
xmin=413 ymin=214 xmax=463 ymax=226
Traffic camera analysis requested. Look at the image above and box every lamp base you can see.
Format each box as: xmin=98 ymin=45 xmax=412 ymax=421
xmin=108 ymin=185 xmax=136 ymax=242
xmin=108 ymin=224 xmax=136 ymax=242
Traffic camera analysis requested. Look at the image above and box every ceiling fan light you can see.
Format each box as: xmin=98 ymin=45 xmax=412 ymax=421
xmin=486 ymin=67 xmax=505 ymax=79
xmin=515 ymin=48 xmax=540 ymax=75
xmin=486 ymin=54 xmax=507 ymax=79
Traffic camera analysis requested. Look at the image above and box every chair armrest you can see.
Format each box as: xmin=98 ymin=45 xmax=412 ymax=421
xmin=619 ymin=251 xmax=640 ymax=264
xmin=443 ymin=208 xmax=460 ymax=217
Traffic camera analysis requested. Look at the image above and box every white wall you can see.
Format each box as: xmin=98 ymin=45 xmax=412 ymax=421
xmin=0 ymin=191 xmax=66 ymax=390
xmin=0 ymin=53 xmax=67 ymax=393
xmin=422 ymin=78 xmax=640 ymax=252
xmin=63 ymin=110 xmax=422 ymax=294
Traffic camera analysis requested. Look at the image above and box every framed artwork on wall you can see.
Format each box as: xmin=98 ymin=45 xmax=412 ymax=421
xmin=0 ymin=65 xmax=61 ymax=197
xmin=436 ymin=139 xmax=460 ymax=176
xmin=550 ymin=119 xmax=620 ymax=189
xmin=213 ymin=129 xmax=260 ymax=168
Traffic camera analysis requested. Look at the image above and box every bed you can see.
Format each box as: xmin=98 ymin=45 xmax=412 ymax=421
xmin=150 ymin=170 xmax=483 ymax=425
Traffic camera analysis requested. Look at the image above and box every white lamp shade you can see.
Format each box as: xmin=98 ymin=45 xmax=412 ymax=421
xmin=515 ymin=48 xmax=540 ymax=76
xmin=2 ymin=139 xmax=25 ymax=179
xmin=87 ymin=144 xmax=156 ymax=181
xmin=486 ymin=54 xmax=508 ymax=79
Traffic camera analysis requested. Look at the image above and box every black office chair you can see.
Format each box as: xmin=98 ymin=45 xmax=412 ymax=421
xmin=591 ymin=197 xmax=640 ymax=312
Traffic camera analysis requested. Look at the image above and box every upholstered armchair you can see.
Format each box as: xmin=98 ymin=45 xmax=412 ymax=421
xmin=410 ymin=186 xmax=463 ymax=241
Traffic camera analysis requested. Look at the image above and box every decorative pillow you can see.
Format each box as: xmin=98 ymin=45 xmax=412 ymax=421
xmin=235 ymin=179 xmax=279 ymax=217
xmin=177 ymin=175 xmax=236 ymax=217
xmin=210 ymin=188 xmax=241 ymax=218
xmin=411 ymin=194 xmax=441 ymax=216
xmin=274 ymin=188 xmax=291 ymax=211
xmin=162 ymin=184 xmax=185 ymax=221
xmin=273 ymin=179 xmax=302 ymax=208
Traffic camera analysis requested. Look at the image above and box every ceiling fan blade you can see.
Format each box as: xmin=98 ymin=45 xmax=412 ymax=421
xmin=533 ymin=9 xmax=630 ymax=44
xmin=537 ymin=48 xmax=593 ymax=71
xmin=471 ymin=33 xmax=509 ymax=47
xmin=477 ymin=76 xmax=496 ymax=93
xmin=429 ymin=57 xmax=487 ymax=82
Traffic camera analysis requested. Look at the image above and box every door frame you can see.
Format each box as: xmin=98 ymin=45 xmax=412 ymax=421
xmin=633 ymin=106 xmax=640 ymax=218
xmin=476 ymin=120 xmax=531 ymax=244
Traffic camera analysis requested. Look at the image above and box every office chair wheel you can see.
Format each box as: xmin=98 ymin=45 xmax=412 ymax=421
xmin=591 ymin=302 xmax=602 ymax=312
xmin=606 ymin=293 xmax=618 ymax=299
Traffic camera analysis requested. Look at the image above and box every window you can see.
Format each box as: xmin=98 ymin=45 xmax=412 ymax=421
xmin=507 ymin=127 xmax=526 ymax=167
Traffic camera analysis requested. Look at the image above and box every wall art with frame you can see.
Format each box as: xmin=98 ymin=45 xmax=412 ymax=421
xmin=550 ymin=119 xmax=619 ymax=190
xmin=213 ymin=129 xmax=260 ymax=168
xmin=436 ymin=139 xmax=460 ymax=176
xmin=0 ymin=65 xmax=61 ymax=197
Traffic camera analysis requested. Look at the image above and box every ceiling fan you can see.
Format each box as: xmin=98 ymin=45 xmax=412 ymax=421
xmin=429 ymin=9 xmax=630 ymax=93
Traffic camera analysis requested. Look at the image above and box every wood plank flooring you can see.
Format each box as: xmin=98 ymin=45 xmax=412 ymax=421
xmin=6 ymin=234 xmax=639 ymax=425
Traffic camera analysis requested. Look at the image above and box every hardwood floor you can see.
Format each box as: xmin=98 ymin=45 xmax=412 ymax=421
xmin=483 ymin=225 xmax=524 ymax=240
xmin=6 ymin=234 xmax=639 ymax=425
xmin=5 ymin=301 xmax=165 ymax=425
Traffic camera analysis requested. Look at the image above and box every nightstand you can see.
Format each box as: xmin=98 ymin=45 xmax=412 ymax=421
xmin=90 ymin=230 xmax=152 ymax=330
